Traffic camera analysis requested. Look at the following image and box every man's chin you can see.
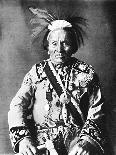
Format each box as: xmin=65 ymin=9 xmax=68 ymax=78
xmin=50 ymin=57 xmax=64 ymax=64
xmin=50 ymin=56 xmax=71 ymax=65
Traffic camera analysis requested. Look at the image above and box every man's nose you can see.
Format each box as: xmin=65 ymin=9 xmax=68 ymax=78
xmin=57 ymin=42 xmax=64 ymax=52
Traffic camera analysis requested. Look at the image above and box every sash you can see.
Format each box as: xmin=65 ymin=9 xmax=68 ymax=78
xmin=44 ymin=61 xmax=85 ymax=125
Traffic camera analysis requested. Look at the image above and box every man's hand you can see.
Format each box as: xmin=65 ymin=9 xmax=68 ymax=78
xmin=36 ymin=135 xmax=58 ymax=155
xmin=68 ymin=140 xmax=96 ymax=155
xmin=19 ymin=137 xmax=37 ymax=155
xmin=68 ymin=144 xmax=89 ymax=155
xmin=45 ymin=139 xmax=58 ymax=155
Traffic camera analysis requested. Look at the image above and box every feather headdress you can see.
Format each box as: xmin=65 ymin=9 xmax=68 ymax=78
xmin=29 ymin=7 xmax=87 ymax=48
xmin=29 ymin=8 xmax=56 ymax=39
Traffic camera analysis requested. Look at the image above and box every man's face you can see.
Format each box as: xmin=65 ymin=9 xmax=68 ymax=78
xmin=47 ymin=29 xmax=73 ymax=65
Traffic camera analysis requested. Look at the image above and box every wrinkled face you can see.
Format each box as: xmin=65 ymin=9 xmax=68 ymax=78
xmin=47 ymin=29 xmax=73 ymax=65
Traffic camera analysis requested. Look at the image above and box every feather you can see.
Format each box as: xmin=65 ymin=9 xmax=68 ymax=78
xmin=31 ymin=26 xmax=47 ymax=43
xmin=29 ymin=7 xmax=55 ymax=39
xmin=31 ymin=26 xmax=45 ymax=38
xmin=66 ymin=16 xmax=87 ymax=47
xmin=29 ymin=8 xmax=55 ymax=22
xmin=30 ymin=18 xmax=50 ymax=26
xmin=67 ymin=16 xmax=87 ymax=26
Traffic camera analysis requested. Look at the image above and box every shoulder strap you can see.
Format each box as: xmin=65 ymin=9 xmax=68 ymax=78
xmin=44 ymin=61 xmax=85 ymax=125
xmin=44 ymin=61 xmax=63 ymax=97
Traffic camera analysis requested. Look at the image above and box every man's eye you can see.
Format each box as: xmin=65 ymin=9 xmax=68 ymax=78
xmin=52 ymin=42 xmax=57 ymax=46
xmin=63 ymin=42 xmax=70 ymax=47
xmin=63 ymin=42 xmax=71 ymax=46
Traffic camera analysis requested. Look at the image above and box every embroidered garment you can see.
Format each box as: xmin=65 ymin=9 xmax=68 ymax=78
xmin=8 ymin=57 xmax=106 ymax=154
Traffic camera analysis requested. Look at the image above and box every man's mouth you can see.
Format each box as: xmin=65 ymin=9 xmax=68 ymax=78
xmin=55 ymin=54 xmax=64 ymax=58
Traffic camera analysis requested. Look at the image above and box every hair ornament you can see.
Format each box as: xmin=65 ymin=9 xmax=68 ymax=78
xmin=48 ymin=20 xmax=72 ymax=31
xmin=29 ymin=7 xmax=87 ymax=49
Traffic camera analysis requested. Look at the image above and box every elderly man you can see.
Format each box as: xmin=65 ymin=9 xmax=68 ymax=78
xmin=8 ymin=8 xmax=107 ymax=155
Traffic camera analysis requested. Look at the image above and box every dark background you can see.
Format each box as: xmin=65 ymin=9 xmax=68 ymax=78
xmin=0 ymin=0 xmax=116 ymax=154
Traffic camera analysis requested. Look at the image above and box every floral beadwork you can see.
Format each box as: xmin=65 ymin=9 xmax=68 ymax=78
xmin=80 ymin=119 xmax=105 ymax=152
xmin=78 ymin=63 xmax=87 ymax=72
xmin=9 ymin=127 xmax=30 ymax=153
xmin=22 ymin=73 xmax=32 ymax=86
xmin=36 ymin=62 xmax=47 ymax=81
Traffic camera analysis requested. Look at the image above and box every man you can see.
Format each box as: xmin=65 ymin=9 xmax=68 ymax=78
xmin=8 ymin=8 xmax=107 ymax=155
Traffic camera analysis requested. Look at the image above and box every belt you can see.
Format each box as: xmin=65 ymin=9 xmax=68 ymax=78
xmin=36 ymin=124 xmax=68 ymax=141
xmin=35 ymin=123 xmax=81 ymax=146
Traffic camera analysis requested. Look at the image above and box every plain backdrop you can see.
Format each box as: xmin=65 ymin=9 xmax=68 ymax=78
xmin=0 ymin=0 xmax=116 ymax=154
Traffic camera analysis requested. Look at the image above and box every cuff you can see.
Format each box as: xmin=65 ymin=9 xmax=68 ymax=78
xmin=9 ymin=126 xmax=31 ymax=153
xmin=80 ymin=119 xmax=105 ymax=154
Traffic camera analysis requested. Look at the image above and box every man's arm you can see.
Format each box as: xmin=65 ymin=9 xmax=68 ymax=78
xmin=8 ymin=66 xmax=36 ymax=153
xmin=69 ymin=73 xmax=106 ymax=155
